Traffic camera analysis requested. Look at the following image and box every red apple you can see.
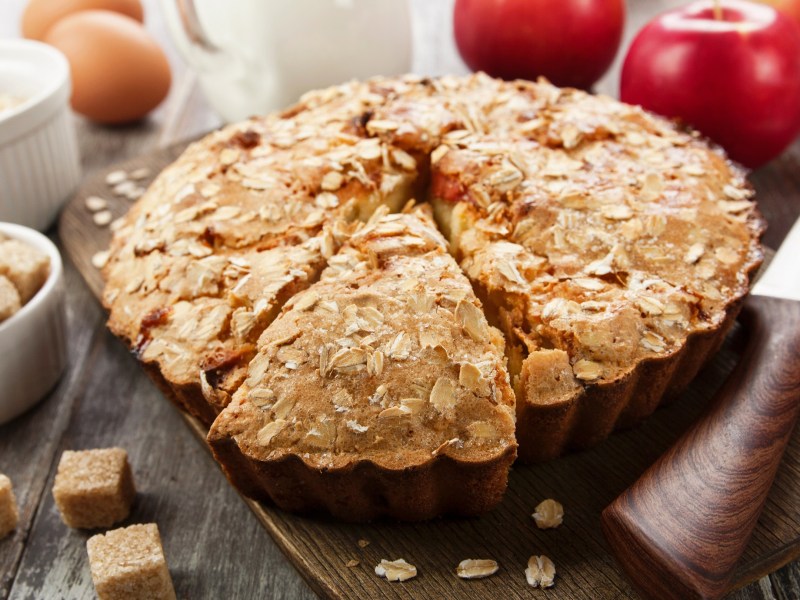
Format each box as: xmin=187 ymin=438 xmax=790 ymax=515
xmin=453 ymin=0 xmax=625 ymax=90
xmin=621 ymin=0 xmax=800 ymax=169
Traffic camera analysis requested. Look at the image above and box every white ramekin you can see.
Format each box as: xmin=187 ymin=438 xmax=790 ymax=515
xmin=0 ymin=222 xmax=67 ymax=424
xmin=0 ymin=39 xmax=81 ymax=232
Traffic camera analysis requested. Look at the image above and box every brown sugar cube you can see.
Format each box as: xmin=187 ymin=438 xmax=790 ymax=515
xmin=0 ymin=474 xmax=19 ymax=539
xmin=0 ymin=239 xmax=50 ymax=303
xmin=0 ymin=275 xmax=21 ymax=323
xmin=52 ymin=448 xmax=135 ymax=529
xmin=87 ymin=524 xmax=176 ymax=600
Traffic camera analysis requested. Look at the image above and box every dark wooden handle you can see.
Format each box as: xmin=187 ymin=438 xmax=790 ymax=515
xmin=601 ymin=294 xmax=800 ymax=600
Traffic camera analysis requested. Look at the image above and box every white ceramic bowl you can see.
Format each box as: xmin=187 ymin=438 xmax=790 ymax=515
xmin=0 ymin=39 xmax=81 ymax=231
xmin=0 ymin=222 xmax=67 ymax=424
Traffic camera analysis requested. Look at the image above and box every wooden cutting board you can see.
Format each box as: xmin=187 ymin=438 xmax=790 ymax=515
xmin=58 ymin=142 xmax=800 ymax=600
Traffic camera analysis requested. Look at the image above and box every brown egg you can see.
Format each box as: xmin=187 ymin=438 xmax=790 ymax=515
xmin=44 ymin=10 xmax=171 ymax=124
xmin=22 ymin=0 xmax=144 ymax=41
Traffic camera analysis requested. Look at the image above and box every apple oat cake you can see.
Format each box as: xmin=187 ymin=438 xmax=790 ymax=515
xmin=104 ymin=73 xmax=763 ymax=518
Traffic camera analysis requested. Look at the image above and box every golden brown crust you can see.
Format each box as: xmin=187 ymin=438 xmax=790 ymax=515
xmin=514 ymin=302 xmax=743 ymax=462
xmin=104 ymin=73 xmax=764 ymax=519
xmin=210 ymin=435 xmax=516 ymax=521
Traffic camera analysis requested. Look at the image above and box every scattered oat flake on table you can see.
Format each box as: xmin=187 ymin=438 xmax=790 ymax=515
xmin=525 ymin=555 xmax=556 ymax=588
xmin=84 ymin=196 xmax=108 ymax=212
xmin=456 ymin=559 xmax=499 ymax=579
xmin=125 ymin=187 xmax=145 ymax=200
xmin=91 ymin=250 xmax=110 ymax=269
xmin=105 ymin=170 xmax=127 ymax=185
xmin=129 ymin=167 xmax=151 ymax=180
xmin=532 ymin=498 xmax=564 ymax=529
xmin=113 ymin=181 xmax=137 ymax=197
xmin=375 ymin=559 xmax=417 ymax=582
xmin=345 ymin=559 xmax=360 ymax=568
xmin=93 ymin=211 xmax=113 ymax=227
xmin=357 ymin=539 xmax=370 ymax=548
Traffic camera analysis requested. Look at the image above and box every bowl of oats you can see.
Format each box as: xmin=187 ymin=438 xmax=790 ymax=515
xmin=0 ymin=39 xmax=81 ymax=231
xmin=0 ymin=222 xmax=67 ymax=424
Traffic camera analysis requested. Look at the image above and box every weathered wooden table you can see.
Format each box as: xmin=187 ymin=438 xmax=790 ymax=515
xmin=1 ymin=1 xmax=799 ymax=598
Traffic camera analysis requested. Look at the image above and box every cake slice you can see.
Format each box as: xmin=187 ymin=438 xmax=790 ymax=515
xmin=103 ymin=80 xmax=426 ymax=424
xmin=208 ymin=208 xmax=517 ymax=520
xmin=430 ymin=83 xmax=764 ymax=462
xmin=110 ymin=237 xmax=335 ymax=424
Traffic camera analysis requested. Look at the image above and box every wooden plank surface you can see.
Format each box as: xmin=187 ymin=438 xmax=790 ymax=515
xmin=2 ymin=0 xmax=800 ymax=598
